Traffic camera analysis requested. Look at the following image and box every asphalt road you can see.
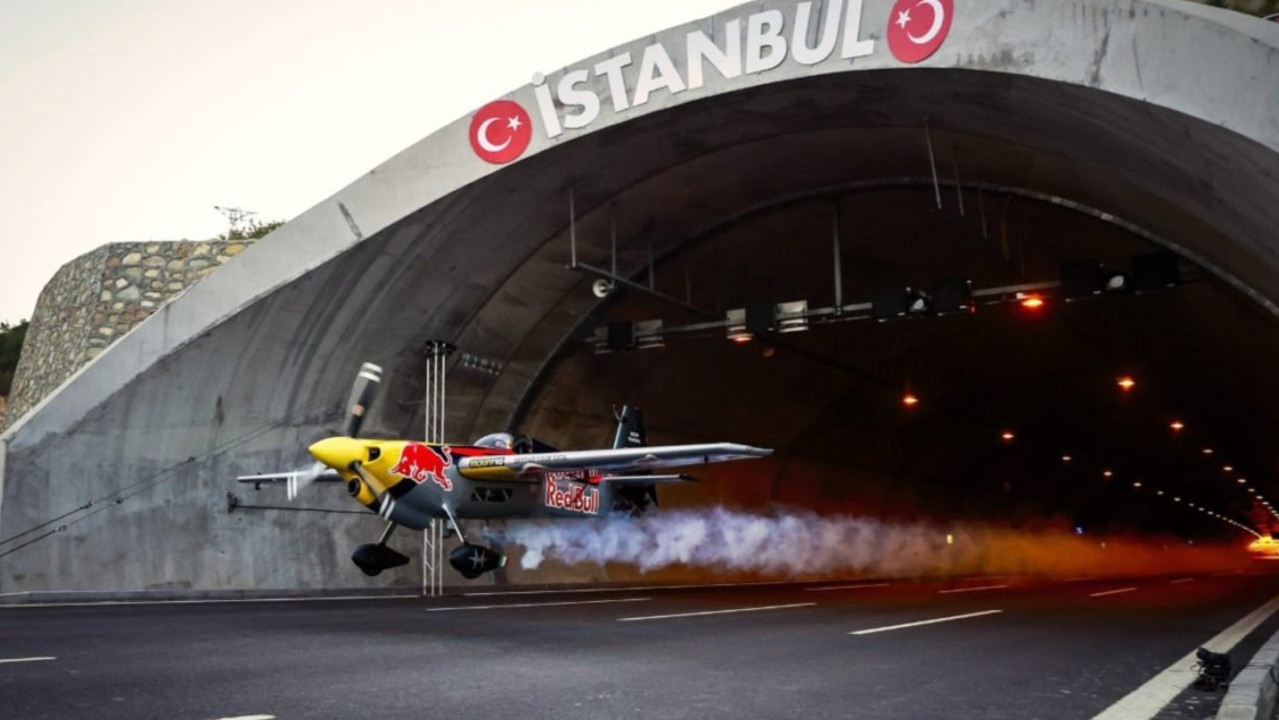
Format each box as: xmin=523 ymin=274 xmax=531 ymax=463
xmin=2 ymin=571 xmax=1279 ymax=720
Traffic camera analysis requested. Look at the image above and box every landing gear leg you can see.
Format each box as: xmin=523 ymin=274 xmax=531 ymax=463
xmin=351 ymin=522 xmax=410 ymax=577
xmin=441 ymin=505 xmax=506 ymax=580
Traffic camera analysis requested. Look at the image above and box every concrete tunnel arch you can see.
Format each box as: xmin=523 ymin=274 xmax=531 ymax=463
xmin=2 ymin=0 xmax=1279 ymax=593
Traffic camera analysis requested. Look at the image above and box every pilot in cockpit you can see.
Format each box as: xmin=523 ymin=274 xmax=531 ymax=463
xmin=472 ymin=432 xmax=515 ymax=450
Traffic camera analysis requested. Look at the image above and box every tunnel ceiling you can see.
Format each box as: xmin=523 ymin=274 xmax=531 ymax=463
xmin=413 ymin=67 xmax=1279 ymax=542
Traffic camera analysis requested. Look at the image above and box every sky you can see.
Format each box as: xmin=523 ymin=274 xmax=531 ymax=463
xmin=0 ymin=0 xmax=739 ymax=326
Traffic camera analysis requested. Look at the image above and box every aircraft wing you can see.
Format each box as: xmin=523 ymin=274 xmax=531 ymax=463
xmin=457 ymin=443 xmax=770 ymax=480
xmin=599 ymin=473 xmax=696 ymax=485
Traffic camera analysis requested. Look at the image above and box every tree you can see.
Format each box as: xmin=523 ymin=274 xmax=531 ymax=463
xmin=221 ymin=219 xmax=284 ymax=242
xmin=0 ymin=319 xmax=29 ymax=396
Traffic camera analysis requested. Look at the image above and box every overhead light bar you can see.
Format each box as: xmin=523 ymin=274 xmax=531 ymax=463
xmin=726 ymin=308 xmax=750 ymax=343
xmin=635 ymin=319 xmax=664 ymax=350
xmin=776 ymin=300 xmax=809 ymax=333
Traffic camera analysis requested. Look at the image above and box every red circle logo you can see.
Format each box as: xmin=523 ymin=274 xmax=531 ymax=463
xmin=469 ymin=100 xmax=532 ymax=164
xmin=887 ymin=0 xmax=954 ymax=64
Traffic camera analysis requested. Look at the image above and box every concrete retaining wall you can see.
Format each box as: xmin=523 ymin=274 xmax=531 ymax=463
xmin=3 ymin=239 xmax=254 ymax=430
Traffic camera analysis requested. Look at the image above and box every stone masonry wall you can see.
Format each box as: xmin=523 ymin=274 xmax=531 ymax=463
xmin=3 ymin=239 xmax=255 ymax=430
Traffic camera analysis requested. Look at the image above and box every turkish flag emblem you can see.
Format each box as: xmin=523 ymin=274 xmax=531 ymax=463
xmin=887 ymin=0 xmax=954 ymax=64
xmin=469 ymin=100 xmax=532 ymax=164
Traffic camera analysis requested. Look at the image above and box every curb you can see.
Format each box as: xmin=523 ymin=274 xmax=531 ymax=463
xmin=1218 ymin=629 xmax=1279 ymax=720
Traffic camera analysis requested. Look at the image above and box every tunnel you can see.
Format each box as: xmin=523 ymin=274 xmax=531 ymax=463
xmin=2 ymin=0 xmax=1279 ymax=593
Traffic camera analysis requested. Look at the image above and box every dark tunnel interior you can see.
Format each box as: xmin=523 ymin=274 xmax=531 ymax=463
xmin=470 ymin=72 xmax=1279 ymax=551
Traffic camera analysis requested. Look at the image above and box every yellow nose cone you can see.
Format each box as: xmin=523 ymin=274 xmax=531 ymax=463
xmin=309 ymin=436 xmax=366 ymax=470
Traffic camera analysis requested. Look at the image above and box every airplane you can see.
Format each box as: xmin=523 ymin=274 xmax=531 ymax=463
xmin=238 ymin=362 xmax=772 ymax=579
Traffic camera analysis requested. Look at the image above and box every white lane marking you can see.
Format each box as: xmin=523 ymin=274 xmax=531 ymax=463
xmin=1091 ymin=591 xmax=1279 ymax=720
xmin=0 ymin=656 xmax=55 ymax=664
xmin=618 ymin=602 xmax=816 ymax=622
xmin=851 ymin=610 xmax=1003 ymax=635
xmin=938 ymin=584 xmax=1009 ymax=594
xmin=463 ymin=580 xmax=797 ymax=597
xmin=806 ymin=583 xmax=892 ymax=592
xmin=0 ymin=595 xmax=418 ymax=609
xmin=206 ymin=716 xmax=275 ymax=720
xmin=1170 ymin=578 xmax=1195 ymax=585
xmin=1090 ymin=587 xmax=1138 ymax=598
xmin=427 ymin=597 xmax=650 ymax=612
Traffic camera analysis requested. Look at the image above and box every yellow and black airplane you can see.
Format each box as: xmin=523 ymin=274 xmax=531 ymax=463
xmin=239 ymin=363 xmax=771 ymax=578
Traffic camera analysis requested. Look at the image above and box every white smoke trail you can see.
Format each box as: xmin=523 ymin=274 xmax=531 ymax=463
xmin=498 ymin=507 xmax=951 ymax=575
xmin=493 ymin=507 xmax=1240 ymax=578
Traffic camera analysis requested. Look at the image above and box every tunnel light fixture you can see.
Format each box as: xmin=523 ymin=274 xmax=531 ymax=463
xmin=1203 ymin=448 xmax=1214 ymax=455
xmin=1117 ymin=376 xmax=1136 ymax=392
xmin=1170 ymin=420 xmax=1185 ymax=432
xmin=1001 ymin=431 xmax=1015 ymax=442
xmin=1224 ymin=465 xmax=1235 ymax=473
xmin=1061 ymin=454 xmax=1073 ymax=463
xmin=1133 ymin=481 xmax=1143 ymax=489
xmin=902 ymin=393 xmax=920 ymax=408
xmin=726 ymin=308 xmax=751 ymax=343
xmin=635 ymin=319 xmax=665 ymax=350
xmin=776 ymin=300 xmax=809 ymax=333
xmin=1017 ymin=292 xmax=1045 ymax=310
xmin=591 ymin=326 xmax=612 ymax=355
xmin=1239 ymin=478 xmax=1247 ymax=484
xmin=1103 ymin=469 xmax=1114 ymax=479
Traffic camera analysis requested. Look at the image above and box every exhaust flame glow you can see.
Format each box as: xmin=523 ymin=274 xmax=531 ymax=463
xmin=495 ymin=507 xmax=1243 ymax=578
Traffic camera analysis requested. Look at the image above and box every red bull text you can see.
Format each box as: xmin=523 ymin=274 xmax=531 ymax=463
xmin=545 ymin=479 xmax=600 ymax=515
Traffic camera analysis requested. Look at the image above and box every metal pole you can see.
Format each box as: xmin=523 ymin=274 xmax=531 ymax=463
xmin=421 ymin=340 xmax=455 ymax=597
xmin=569 ymin=188 xmax=577 ymax=268
xmin=924 ymin=120 xmax=942 ymax=210
xmin=951 ymin=148 xmax=965 ymax=217
xmin=832 ymin=200 xmax=844 ymax=312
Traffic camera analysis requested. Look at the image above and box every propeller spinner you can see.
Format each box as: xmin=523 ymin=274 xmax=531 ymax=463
xmin=287 ymin=362 xmax=383 ymax=499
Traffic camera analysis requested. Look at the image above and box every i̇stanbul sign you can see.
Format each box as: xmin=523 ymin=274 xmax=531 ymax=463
xmin=469 ymin=0 xmax=955 ymax=164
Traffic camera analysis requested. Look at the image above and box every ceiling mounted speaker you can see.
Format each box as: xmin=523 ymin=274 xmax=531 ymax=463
xmin=592 ymin=278 xmax=615 ymax=298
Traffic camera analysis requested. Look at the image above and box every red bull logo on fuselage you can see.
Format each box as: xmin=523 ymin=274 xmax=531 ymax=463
xmin=545 ymin=477 xmax=600 ymax=515
xmin=391 ymin=443 xmax=454 ymax=491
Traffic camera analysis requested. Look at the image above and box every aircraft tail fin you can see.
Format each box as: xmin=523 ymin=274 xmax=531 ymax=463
xmin=613 ymin=406 xmax=646 ymax=448
xmin=611 ymin=406 xmax=657 ymax=513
